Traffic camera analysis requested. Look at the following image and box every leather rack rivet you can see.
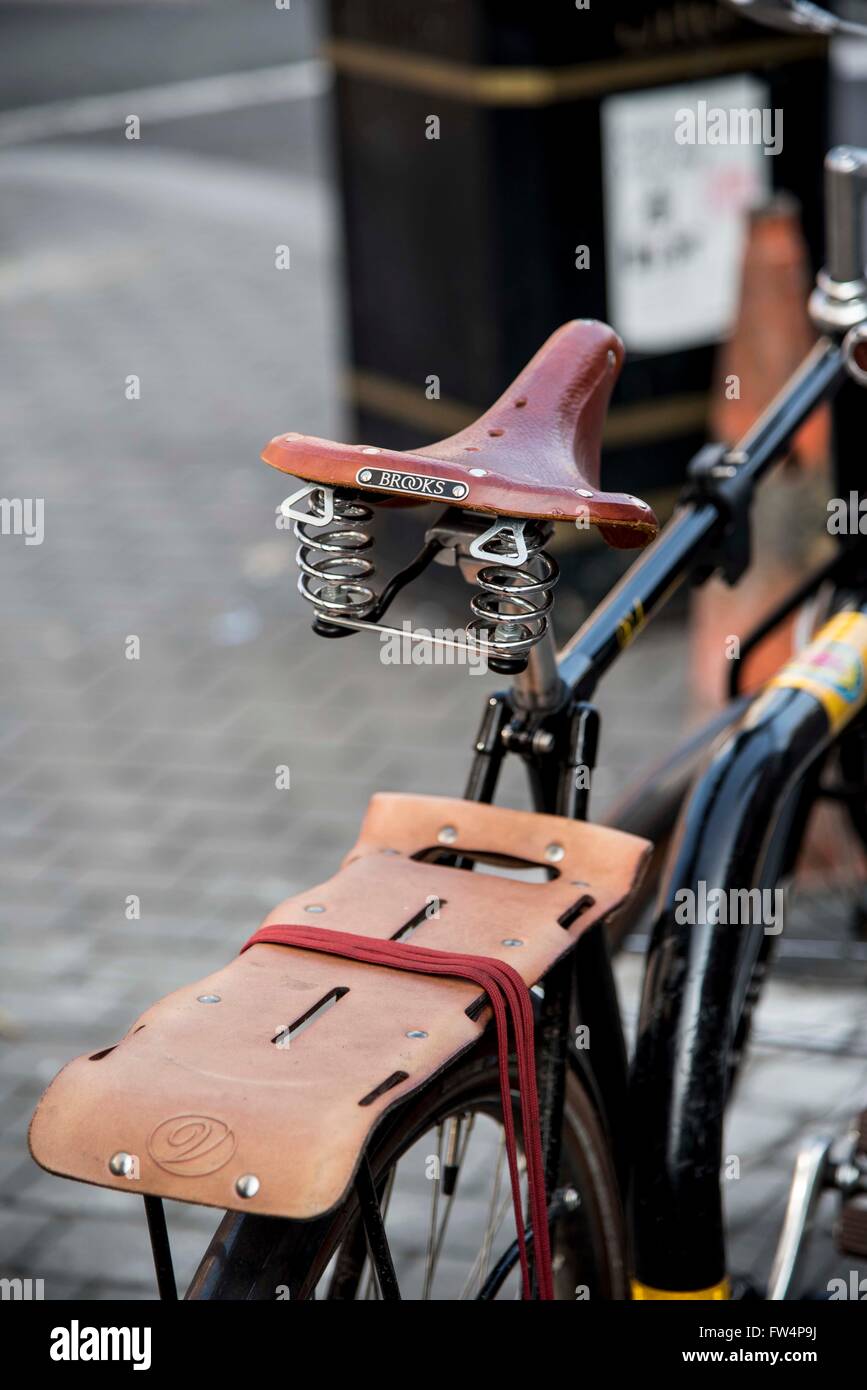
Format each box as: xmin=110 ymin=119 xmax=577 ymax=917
xmin=108 ymin=1152 xmax=136 ymax=1177
xmin=406 ymin=1030 xmax=429 ymax=1039
xmin=305 ymin=904 xmax=326 ymax=913
xmin=437 ymin=825 xmax=458 ymax=845
xmin=235 ymin=1174 xmax=260 ymax=1199
xmin=544 ymin=843 xmax=565 ymax=864
xmin=501 ymin=939 xmax=524 ymax=948
xmin=197 ymin=994 xmax=221 ymax=1004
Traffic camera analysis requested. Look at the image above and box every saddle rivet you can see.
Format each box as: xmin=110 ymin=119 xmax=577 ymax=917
xmin=607 ymin=349 xmax=617 ymax=367
xmin=406 ymin=1030 xmax=428 ymax=1039
xmin=469 ymin=468 xmax=488 ymax=477
xmin=197 ymin=994 xmax=221 ymax=1004
xmin=501 ymin=939 xmax=524 ymax=947
xmin=305 ymin=904 xmax=326 ymax=913
xmin=576 ymin=489 xmax=594 ymax=498
xmin=437 ymin=825 xmax=458 ymax=845
xmin=544 ymin=843 xmax=565 ymax=863
xmin=109 ymin=1152 xmax=136 ymax=1177
xmin=361 ymin=447 xmax=381 ymax=455
xmin=235 ymin=1174 xmax=260 ymax=1198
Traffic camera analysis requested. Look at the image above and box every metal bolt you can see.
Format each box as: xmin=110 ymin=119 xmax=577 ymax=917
xmin=406 ymin=1030 xmax=429 ymax=1039
xmin=235 ymin=1173 xmax=260 ymax=1198
xmin=437 ymin=825 xmax=458 ymax=845
xmin=544 ymin=843 xmax=565 ymax=864
xmin=197 ymin=994 xmax=221 ymax=1004
xmin=501 ymin=938 xmax=524 ymax=947
xmin=109 ymin=1152 xmax=136 ymax=1177
xmin=835 ymin=1161 xmax=861 ymax=1192
xmin=562 ymin=1186 xmax=581 ymax=1211
xmin=532 ymin=731 xmax=555 ymax=755
xmin=305 ymin=904 xmax=326 ymax=913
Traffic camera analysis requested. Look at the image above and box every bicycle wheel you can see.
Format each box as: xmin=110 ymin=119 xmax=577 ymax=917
xmin=186 ymin=1038 xmax=628 ymax=1301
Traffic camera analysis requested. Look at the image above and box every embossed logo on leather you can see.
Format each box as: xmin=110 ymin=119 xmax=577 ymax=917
xmin=355 ymin=466 xmax=469 ymax=501
xmin=147 ymin=1115 xmax=236 ymax=1177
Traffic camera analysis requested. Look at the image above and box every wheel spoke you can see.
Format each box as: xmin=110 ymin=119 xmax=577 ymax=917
xmin=424 ymin=1114 xmax=476 ymax=1296
xmin=458 ymin=1132 xmax=516 ymax=1300
xmin=421 ymin=1122 xmax=448 ymax=1299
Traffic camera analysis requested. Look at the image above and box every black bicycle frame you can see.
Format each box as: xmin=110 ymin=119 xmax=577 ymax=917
xmin=461 ymin=337 xmax=867 ymax=1294
xmin=177 ymin=339 xmax=862 ymax=1304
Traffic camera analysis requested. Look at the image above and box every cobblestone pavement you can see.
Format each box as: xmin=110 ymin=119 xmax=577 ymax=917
xmin=1 ymin=9 xmax=866 ymax=1302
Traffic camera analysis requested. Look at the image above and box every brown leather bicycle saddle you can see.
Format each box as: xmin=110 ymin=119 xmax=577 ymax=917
xmin=262 ymin=320 xmax=658 ymax=549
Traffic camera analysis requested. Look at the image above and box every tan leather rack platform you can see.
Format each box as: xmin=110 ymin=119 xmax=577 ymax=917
xmin=30 ymin=794 xmax=650 ymax=1222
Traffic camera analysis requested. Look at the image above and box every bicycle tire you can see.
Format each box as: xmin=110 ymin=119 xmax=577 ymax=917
xmin=186 ymin=1038 xmax=628 ymax=1301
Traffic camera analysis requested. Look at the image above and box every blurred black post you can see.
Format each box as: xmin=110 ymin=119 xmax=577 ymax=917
xmin=325 ymin=1 xmax=828 ymax=511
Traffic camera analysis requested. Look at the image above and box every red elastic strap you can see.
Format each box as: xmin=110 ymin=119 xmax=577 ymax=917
xmin=241 ymin=924 xmax=554 ymax=1300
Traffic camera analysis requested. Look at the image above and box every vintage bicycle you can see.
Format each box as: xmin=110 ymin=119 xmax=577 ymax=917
xmin=28 ymin=0 xmax=867 ymax=1300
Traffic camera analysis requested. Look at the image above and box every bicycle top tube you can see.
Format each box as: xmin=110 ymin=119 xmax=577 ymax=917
xmin=557 ymin=338 xmax=847 ymax=701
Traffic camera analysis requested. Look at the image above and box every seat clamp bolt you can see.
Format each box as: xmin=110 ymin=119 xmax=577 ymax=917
xmin=236 ymin=1174 xmax=260 ymax=1198
xmin=544 ymin=843 xmax=565 ymax=863
xmin=533 ymin=731 xmax=555 ymax=755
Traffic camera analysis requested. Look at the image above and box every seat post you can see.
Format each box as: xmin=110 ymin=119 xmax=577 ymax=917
xmin=509 ymin=627 xmax=564 ymax=712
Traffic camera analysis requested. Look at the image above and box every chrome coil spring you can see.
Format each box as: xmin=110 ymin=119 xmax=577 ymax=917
xmin=295 ymin=489 xmax=377 ymax=620
xmin=466 ymin=531 xmax=559 ymax=657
